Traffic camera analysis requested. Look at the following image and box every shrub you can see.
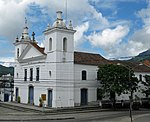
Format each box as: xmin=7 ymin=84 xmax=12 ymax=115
xmin=17 ymin=96 xmax=20 ymax=103
xmin=39 ymin=97 xmax=43 ymax=107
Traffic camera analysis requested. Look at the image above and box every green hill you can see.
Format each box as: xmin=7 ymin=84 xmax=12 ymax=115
xmin=129 ymin=49 xmax=150 ymax=62
xmin=0 ymin=65 xmax=14 ymax=77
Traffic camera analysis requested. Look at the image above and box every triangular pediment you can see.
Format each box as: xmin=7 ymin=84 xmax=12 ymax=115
xmin=23 ymin=47 xmax=43 ymax=59
xmin=18 ymin=43 xmax=46 ymax=62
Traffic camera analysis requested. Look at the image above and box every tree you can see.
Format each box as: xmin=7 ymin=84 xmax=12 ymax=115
xmin=97 ymin=64 xmax=139 ymax=108
xmin=142 ymin=75 xmax=150 ymax=97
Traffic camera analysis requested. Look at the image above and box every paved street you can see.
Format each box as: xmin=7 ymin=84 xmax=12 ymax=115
xmin=0 ymin=105 xmax=150 ymax=122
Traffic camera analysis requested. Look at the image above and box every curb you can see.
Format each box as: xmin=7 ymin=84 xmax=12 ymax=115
xmin=0 ymin=117 xmax=75 ymax=121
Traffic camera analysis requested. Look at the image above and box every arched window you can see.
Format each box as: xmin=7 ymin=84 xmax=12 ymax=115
xmin=82 ymin=70 xmax=87 ymax=80
xmin=49 ymin=38 xmax=52 ymax=51
xmin=17 ymin=48 xmax=19 ymax=58
xmin=63 ymin=37 xmax=67 ymax=52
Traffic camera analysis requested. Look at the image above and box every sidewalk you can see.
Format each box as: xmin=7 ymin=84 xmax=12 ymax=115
xmin=0 ymin=102 xmax=104 ymax=114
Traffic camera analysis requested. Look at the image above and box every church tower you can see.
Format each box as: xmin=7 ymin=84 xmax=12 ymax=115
xmin=44 ymin=11 xmax=76 ymax=62
xmin=14 ymin=18 xmax=31 ymax=60
xmin=43 ymin=11 xmax=76 ymax=107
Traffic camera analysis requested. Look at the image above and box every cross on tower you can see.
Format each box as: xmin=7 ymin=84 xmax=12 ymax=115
xmin=32 ymin=32 xmax=35 ymax=41
xmin=25 ymin=17 xmax=27 ymax=25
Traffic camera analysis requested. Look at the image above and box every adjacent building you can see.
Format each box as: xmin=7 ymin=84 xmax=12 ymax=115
xmin=0 ymin=74 xmax=14 ymax=102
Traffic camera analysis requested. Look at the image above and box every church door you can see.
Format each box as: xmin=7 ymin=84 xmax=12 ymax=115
xmin=81 ymin=88 xmax=88 ymax=106
xmin=48 ymin=90 xmax=52 ymax=107
xmin=15 ymin=87 xmax=18 ymax=101
xmin=29 ymin=86 xmax=34 ymax=104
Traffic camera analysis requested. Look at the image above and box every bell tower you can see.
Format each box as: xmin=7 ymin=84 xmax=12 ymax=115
xmin=43 ymin=11 xmax=76 ymax=107
xmin=44 ymin=11 xmax=76 ymax=62
xmin=14 ymin=18 xmax=31 ymax=60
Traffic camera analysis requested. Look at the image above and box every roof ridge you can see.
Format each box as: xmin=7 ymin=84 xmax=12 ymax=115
xmin=74 ymin=51 xmax=99 ymax=55
xmin=30 ymin=42 xmax=46 ymax=55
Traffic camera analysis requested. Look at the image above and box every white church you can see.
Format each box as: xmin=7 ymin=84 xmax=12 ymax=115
xmin=13 ymin=11 xmax=109 ymax=107
xmin=13 ymin=11 xmax=150 ymax=108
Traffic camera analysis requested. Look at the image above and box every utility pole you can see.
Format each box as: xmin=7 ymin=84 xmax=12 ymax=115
xmin=117 ymin=63 xmax=142 ymax=122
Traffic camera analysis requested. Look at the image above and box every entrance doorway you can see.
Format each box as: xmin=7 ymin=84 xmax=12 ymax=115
xmin=29 ymin=86 xmax=34 ymax=104
xmin=48 ymin=90 xmax=52 ymax=107
xmin=81 ymin=88 xmax=88 ymax=106
xmin=15 ymin=87 xmax=18 ymax=101
xmin=4 ymin=94 xmax=9 ymax=102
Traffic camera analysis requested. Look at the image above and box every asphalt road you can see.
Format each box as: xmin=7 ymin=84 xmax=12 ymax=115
xmin=0 ymin=106 xmax=150 ymax=122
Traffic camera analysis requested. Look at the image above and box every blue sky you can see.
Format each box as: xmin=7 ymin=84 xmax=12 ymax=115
xmin=0 ymin=0 xmax=150 ymax=66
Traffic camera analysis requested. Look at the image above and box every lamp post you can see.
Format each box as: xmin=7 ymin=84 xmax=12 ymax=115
xmin=128 ymin=68 xmax=133 ymax=122
xmin=117 ymin=63 xmax=142 ymax=122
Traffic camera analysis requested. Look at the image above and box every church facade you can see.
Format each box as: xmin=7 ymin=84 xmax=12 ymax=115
xmin=14 ymin=11 xmax=150 ymax=108
xmin=13 ymin=11 xmax=108 ymax=107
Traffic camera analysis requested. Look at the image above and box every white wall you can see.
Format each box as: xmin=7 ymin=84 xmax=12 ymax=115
xmin=74 ymin=64 xmax=98 ymax=106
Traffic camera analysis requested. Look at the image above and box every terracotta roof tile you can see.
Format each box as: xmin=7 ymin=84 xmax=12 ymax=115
xmin=143 ymin=60 xmax=150 ymax=67
xmin=111 ymin=60 xmax=150 ymax=73
xmin=74 ymin=52 xmax=150 ymax=72
xmin=74 ymin=51 xmax=110 ymax=66
xmin=30 ymin=42 xmax=46 ymax=55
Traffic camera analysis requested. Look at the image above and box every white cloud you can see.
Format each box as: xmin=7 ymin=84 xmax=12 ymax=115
xmin=0 ymin=0 xmax=149 ymax=60
xmin=100 ymin=26 xmax=150 ymax=59
xmin=105 ymin=0 xmax=150 ymax=59
xmin=0 ymin=0 xmax=109 ymax=39
xmin=116 ymin=0 xmax=150 ymax=58
xmin=137 ymin=8 xmax=150 ymax=26
xmin=74 ymin=22 xmax=89 ymax=48
xmin=87 ymin=25 xmax=129 ymax=50
xmin=0 ymin=57 xmax=14 ymax=67
xmin=106 ymin=40 xmax=145 ymax=59
xmin=0 ymin=0 xmax=27 ymax=40
xmin=37 ymin=42 xmax=44 ymax=48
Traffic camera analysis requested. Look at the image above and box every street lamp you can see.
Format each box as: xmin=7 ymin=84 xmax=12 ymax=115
xmin=117 ymin=63 xmax=143 ymax=122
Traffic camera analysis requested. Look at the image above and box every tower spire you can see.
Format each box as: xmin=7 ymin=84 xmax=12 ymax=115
xmin=25 ymin=17 xmax=27 ymax=27
xmin=21 ymin=17 xmax=30 ymax=41
xmin=65 ymin=0 xmax=68 ymax=25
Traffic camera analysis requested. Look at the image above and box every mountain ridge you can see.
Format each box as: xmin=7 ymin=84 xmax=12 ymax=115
xmin=129 ymin=49 xmax=150 ymax=62
xmin=0 ymin=65 xmax=14 ymax=77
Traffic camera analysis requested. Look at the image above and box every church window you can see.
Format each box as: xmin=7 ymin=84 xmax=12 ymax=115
xmin=36 ymin=67 xmax=39 ymax=81
xmin=17 ymin=48 xmax=19 ymax=58
xmin=30 ymin=68 xmax=33 ymax=81
xmin=63 ymin=37 xmax=67 ymax=52
xmin=24 ymin=69 xmax=27 ymax=81
xmin=49 ymin=71 xmax=52 ymax=77
xmin=82 ymin=70 xmax=87 ymax=80
xmin=49 ymin=38 xmax=52 ymax=51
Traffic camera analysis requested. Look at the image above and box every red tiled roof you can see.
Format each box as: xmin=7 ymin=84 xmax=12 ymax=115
xmin=30 ymin=42 xmax=46 ymax=55
xmin=74 ymin=51 xmax=110 ymax=66
xmin=74 ymin=52 xmax=150 ymax=72
xmin=143 ymin=60 xmax=150 ymax=67
xmin=111 ymin=60 xmax=150 ymax=73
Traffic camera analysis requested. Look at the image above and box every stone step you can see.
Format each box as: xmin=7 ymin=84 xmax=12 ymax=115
xmin=0 ymin=102 xmax=41 ymax=113
xmin=0 ymin=102 xmax=102 ymax=114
